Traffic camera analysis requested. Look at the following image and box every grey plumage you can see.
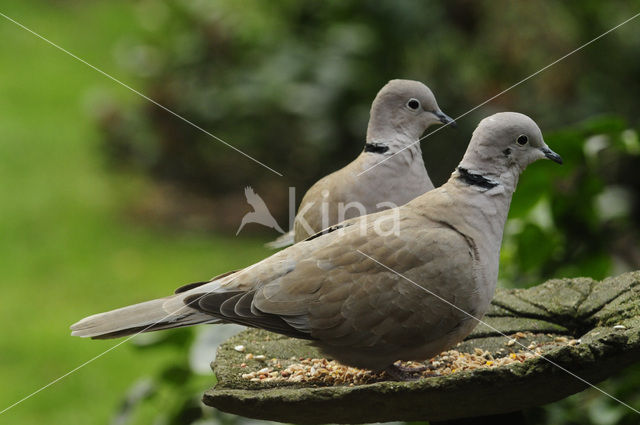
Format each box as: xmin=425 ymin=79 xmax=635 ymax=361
xmin=265 ymin=229 xmax=294 ymax=249
xmin=266 ymin=79 xmax=454 ymax=248
xmin=71 ymin=112 xmax=561 ymax=375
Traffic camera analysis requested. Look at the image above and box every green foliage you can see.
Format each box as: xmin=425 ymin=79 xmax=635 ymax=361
xmin=500 ymin=116 xmax=640 ymax=287
xmin=111 ymin=329 xmax=249 ymax=425
xmin=98 ymin=0 xmax=640 ymax=203
xmin=537 ymin=362 xmax=640 ymax=425
xmin=111 ymin=330 xmax=202 ymax=425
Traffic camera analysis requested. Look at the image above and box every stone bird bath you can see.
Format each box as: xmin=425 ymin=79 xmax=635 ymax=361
xmin=203 ymin=271 xmax=640 ymax=424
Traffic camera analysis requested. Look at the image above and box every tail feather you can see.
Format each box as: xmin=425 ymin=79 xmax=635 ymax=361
xmin=87 ymin=315 xmax=220 ymax=339
xmin=265 ymin=230 xmax=294 ymax=249
xmin=70 ymin=295 xmax=211 ymax=339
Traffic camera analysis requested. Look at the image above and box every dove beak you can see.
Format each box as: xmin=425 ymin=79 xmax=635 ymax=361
xmin=541 ymin=147 xmax=563 ymax=164
xmin=435 ymin=111 xmax=457 ymax=128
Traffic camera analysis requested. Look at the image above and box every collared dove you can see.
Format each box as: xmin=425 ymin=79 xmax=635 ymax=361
xmin=71 ymin=112 xmax=562 ymax=379
xmin=267 ymin=79 xmax=455 ymax=248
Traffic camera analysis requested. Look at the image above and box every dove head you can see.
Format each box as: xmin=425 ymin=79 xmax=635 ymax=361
xmin=458 ymin=112 xmax=562 ymax=182
xmin=366 ymin=79 xmax=455 ymax=144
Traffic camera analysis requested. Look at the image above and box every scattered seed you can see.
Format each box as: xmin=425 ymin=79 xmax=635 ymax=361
xmin=239 ymin=335 xmax=582 ymax=386
xmin=234 ymin=345 xmax=246 ymax=352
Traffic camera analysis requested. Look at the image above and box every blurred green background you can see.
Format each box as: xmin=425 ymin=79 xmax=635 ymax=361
xmin=1 ymin=1 xmax=640 ymax=424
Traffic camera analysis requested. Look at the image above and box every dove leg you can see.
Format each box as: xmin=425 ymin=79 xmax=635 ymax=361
xmin=384 ymin=362 xmax=433 ymax=381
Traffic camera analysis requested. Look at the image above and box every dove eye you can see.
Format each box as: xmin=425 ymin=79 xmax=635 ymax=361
xmin=516 ymin=134 xmax=528 ymax=145
xmin=406 ymin=98 xmax=420 ymax=110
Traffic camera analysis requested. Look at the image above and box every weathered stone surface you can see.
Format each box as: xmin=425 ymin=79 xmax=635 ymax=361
xmin=203 ymin=271 xmax=640 ymax=424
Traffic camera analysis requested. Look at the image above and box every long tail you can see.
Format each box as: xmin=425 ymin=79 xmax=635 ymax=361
xmin=70 ymin=294 xmax=215 ymax=339
xmin=265 ymin=230 xmax=294 ymax=249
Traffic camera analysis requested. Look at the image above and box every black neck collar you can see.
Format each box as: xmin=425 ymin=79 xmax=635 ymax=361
xmin=457 ymin=167 xmax=499 ymax=189
xmin=364 ymin=143 xmax=390 ymax=154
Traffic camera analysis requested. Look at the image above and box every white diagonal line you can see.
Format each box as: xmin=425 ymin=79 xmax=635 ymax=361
xmin=358 ymin=10 xmax=640 ymax=177
xmin=0 ymin=11 xmax=283 ymax=177
xmin=356 ymin=250 xmax=640 ymax=415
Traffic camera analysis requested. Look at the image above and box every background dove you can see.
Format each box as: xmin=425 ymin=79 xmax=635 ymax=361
xmin=267 ymin=79 xmax=455 ymax=248
xmin=71 ymin=112 xmax=562 ymax=379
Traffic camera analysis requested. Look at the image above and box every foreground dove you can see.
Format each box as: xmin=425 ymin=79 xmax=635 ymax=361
xmin=267 ymin=79 xmax=455 ymax=248
xmin=71 ymin=112 xmax=562 ymax=379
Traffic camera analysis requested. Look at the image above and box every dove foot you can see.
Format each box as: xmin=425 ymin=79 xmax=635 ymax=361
xmin=384 ymin=362 xmax=431 ymax=381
